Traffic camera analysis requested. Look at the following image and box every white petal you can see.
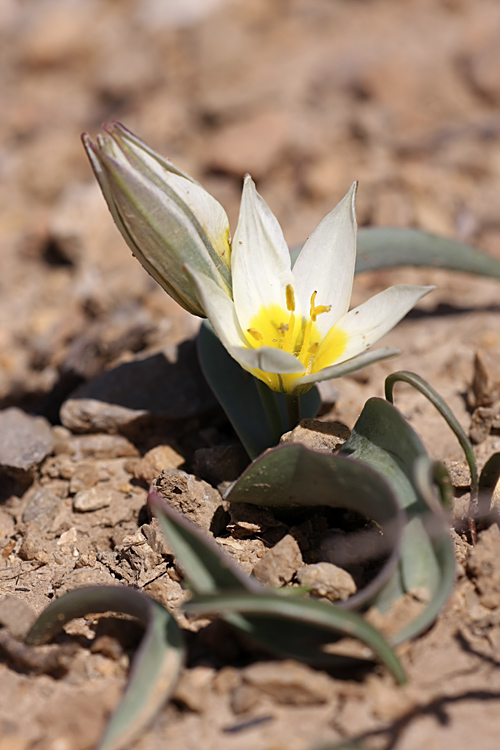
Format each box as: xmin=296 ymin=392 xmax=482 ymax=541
xmin=185 ymin=266 xmax=245 ymax=351
xmin=293 ymin=183 xmax=357 ymax=336
xmin=231 ymin=176 xmax=295 ymax=329
xmin=296 ymin=348 xmax=400 ymax=387
xmin=160 ymin=170 xmax=231 ymax=265
xmin=187 ymin=266 xmax=305 ymax=376
xmin=234 ymin=347 xmax=306 ymax=374
xmin=106 ymin=123 xmax=232 ymax=278
xmin=334 ymin=285 xmax=434 ymax=363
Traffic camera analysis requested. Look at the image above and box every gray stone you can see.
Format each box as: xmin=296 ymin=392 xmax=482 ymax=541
xmin=60 ymin=340 xmax=216 ymax=435
xmin=0 ymin=408 xmax=53 ymax=477
xmin=22 ymin=487 xmax=61 ymax=530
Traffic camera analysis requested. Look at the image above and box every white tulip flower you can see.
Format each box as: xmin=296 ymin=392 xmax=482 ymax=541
xmin=83 ymin=124 xmax=433 ymax=396
xmin=187 ymin=177 xmax=433 ymax=395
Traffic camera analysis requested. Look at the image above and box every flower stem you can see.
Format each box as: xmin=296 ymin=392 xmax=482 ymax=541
xmin=286 ymin=394 xmax=301 ymax=431
xmin=255 ymin=379 xmax=284 ymax=445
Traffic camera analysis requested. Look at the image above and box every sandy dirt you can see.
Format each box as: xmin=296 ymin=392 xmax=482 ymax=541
xmin=2 ymin=1 xmax=500 ymax=748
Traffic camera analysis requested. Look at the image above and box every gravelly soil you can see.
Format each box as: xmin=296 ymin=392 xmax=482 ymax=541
xmin=3 ymin=1 xmax=500 ymax=748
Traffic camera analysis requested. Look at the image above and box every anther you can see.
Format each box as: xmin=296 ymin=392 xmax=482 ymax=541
xmin=286 ymin=284 xmax=296 ymax=312
xmin=247 ymin=328 xmax=264 ymax=342
xmin=309 ymin=291 xmax=331 ymax=322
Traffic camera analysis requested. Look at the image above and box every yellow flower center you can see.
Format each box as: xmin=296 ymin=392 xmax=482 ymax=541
xmin=244 ymin=284 xmax=347 ymax=392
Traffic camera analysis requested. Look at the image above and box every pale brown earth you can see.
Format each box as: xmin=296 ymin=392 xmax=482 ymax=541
xmin=2 ymin=1 xmax=500 ymax=748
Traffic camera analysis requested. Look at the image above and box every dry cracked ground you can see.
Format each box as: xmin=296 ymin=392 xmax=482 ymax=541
xmin=2 ymin=0 xmax=500 ymax=748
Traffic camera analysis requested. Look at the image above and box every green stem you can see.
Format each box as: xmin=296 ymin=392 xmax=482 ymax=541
xmin=286 ymin=394 xmax=301 ymax=430
xmin=385 ymin=370 xmax=478 ymax=510
xmin=254 ymin=379 xmax=284 ymax=445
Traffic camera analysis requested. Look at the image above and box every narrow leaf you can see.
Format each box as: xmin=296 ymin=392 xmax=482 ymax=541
xmin=340 ymin=398 xmax=455 ymax=640
xmin=224 ymin=443 xmax=405 ymax=609
xmin=184 ymin=592 xmax=406 ymax=684
xmin=26 ymin=586 xmax=184 ymax=750
xmin=149 ymin=491 xmax=260 ymax=594
xmin=150 ymin=487 xmax=402 ymax=671
xmin=291 ymin=227 xmax=500 ymax=279
xmin=356 ymin=227 xmax=500 ymax=278
xmin=391 ymin=458 xmax=456 ymax=645
xmin=98 ymin=606 xmax=183 ymax=750
xmin=400 ymin=517 xmax=440 ymax=594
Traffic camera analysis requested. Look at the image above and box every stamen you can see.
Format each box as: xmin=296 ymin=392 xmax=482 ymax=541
xmin=247 ymin=328 xmax=264 ymax=342
xmin=286 ymin=284 xmax=295 ymax=312
xmin=309 ymin=291 xmax=318 ymax=320
xmin=309 ymin=291 xmax=331 ymax=322
xmin=306 ymin=342 xmax=319 ymax=375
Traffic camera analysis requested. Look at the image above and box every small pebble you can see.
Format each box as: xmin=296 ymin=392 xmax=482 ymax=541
xmin=73 ymin=485 xmax=114 ymax=511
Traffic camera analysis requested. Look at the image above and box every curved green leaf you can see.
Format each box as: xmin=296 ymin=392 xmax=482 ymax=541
xmin=291 ymin=227 xmax=500 ymax=279
xmin=340 ymin=397 xmax=455 ymax=641
xmin=197 ymin=321 xmax=320 ymax=459
xmin=149 ymin=491 xmax=260 ymax=594
xmin=356 ymin=227 xmax=500 ymax=277
xmin=184 ymin=591 xmax=406 ymax=684
xmin=150 ymin=489 xmax=401 ymax=673
xmin=225 ymin=443 xmax=404 ymax=609
xmin=391 ymin=458 xmax=456 ymax=645
xmin=26 ymin=586 xmax=184 ymax=750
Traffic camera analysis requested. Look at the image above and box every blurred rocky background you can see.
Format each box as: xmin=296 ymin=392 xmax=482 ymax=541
xmin=2 ymin=0 xmax=500 ymax=427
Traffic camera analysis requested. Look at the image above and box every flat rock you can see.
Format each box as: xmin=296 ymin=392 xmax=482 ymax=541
xmin=0 ymin=408 xmax=53 ymax=478
xmin=60 ymin=340 xmax=216 ymax=436
xmin=73 ymin=484 xmax=119 ymax=512
xmin=53 ymin=428 xmax=139 ymax=459
xmin=296 ymin=561 xmax=357 ymax=601
xmin=280 ymin=419 xmax=351 ymax=452
xmin=252 ymin=534 xmax=302 ymax=587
